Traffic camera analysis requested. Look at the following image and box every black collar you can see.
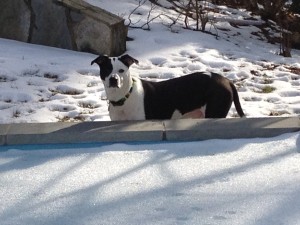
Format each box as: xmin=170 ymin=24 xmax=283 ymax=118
xmin=110 ymin=79 xmax=136 ymax=107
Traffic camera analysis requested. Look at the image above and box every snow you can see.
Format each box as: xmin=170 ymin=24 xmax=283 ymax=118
xmin=0 ymin=1 xmax=300 ymax=224
xmin=0 ymin=132 xmax=300 ymax=225
xmin=0 ymin=1 xmax=300 ymax=123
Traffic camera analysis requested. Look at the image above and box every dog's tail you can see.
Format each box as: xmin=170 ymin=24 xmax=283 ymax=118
xmin=230 ymin=82 xmax=245 ymax=118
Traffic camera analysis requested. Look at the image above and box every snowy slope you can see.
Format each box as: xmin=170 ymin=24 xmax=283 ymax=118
xmin=0 ymin=0 xmax=300 ymax=123
xmin=0 ymin=2 xmax=300 ymax=225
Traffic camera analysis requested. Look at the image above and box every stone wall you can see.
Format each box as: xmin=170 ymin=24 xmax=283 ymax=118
xmin=0 ymin=0 xmax=127 ymax=56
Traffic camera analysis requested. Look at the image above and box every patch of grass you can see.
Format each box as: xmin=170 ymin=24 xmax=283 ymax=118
xmin=57 ymin=115 xmax=85 ymax=122
xmin=285 ymin=66 xmax=300 ymax=75
xmin=80 ymin=109 xmax=94 ymax=115
xmin=44 ymin=73 xmax=59 ymax=79
xmin=49 ymin=87 xmax=83 ymax=96
xmin=250 ymin=70 xmax=260 ymax=76
xmin=44 ymin=73 xmax=61 ymax=82
xmin=269 ymin=111 xmax=290 ymax=116
xmin=27 ymin=80 xmax=36 ymax=86
xmin=0 ymin=75 xmax=17 ymax=82
xmin=22 ymin=69 xmax=40 ymax=77
xmin=13 ymin=109 xmax=21 ymax=118
xmin=262 ymin=78 xmax=273 ymax=84
xmin=57 ymin=116 xmax=71 ymax=122
xmin=78 ymin=101 xmax=99 ymax=109
xmin=261 ymin=85 xmax=276 ymax=93
xmin=50 ymin=104 xmax=75 ymax=112
xmin=27 ymin=108 xmax=35 ymax=114
xmin=0 ymin=75 xmax=7 ymax=82
xmin=39 ymin=98 xmax=49 ymax=102
xmin=223 ymin=68 xmax=231 ymax=72
xmin=262 ymin=63 xmax=279 ymax=71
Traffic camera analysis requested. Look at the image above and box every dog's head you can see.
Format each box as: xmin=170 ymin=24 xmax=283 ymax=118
xmin=91 ymin=54 xmax=139 ymax=89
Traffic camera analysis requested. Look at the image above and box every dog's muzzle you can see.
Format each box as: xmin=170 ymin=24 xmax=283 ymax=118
xmin=109 ymin=74 xmax=121 ymax=88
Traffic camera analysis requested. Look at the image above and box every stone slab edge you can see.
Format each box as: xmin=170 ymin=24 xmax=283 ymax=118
xmin=0 ymin=117 xmax=299 ymax=146
xmin=164 ymin=117 xmax=300 ymax=141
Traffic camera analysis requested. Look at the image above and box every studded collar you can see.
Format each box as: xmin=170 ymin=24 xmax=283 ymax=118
xmin=109 ymin=79 xmax=136 ymax=107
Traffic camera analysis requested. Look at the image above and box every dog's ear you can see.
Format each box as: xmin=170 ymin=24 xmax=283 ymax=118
xmin=91 ymin=55 xmax=109 ymax=66
xmin=119 ymin=54 xmax=139 ymax=67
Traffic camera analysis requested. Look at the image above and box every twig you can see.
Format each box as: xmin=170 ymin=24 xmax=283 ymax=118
xmin=128 ymin=1 xmax=162 ymax=31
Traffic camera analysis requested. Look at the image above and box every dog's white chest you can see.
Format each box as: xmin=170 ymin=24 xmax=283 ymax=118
xmin=109 ymin=79 xmax=146 ymax=121
xmin=109 ymin=108 xmax=128 ymax=120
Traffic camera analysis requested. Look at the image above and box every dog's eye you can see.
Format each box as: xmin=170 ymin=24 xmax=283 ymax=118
xmin=118 ymin=69 xmax=125 ymax=73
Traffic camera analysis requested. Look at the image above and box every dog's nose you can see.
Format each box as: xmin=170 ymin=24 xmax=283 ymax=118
xmin=109 ymin=76 xmax=119 ymax=88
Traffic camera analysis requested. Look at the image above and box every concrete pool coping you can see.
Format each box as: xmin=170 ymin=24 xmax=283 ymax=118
xmin=0 ymin=117 xmax=299 ymax=146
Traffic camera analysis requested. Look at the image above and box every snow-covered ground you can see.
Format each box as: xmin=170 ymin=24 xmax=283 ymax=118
xmin=0 ymin=0 xmax=300 ymax=123
xmin=0 ymin=132 xmax=299 ymax=225
xmin=0 ymin=1 xmax=300 ymax=224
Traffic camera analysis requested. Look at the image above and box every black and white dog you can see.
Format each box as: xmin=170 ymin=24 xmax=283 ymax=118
xmin=91 ymin=54 xmax=245 ymax=121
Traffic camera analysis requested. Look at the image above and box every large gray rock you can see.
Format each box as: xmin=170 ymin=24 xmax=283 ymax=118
xmin=0 ymin=0 xmax=127 ymax=56
xmin=30 ymin=0 xmax=73 ymax=49
xmin=72 ymin=15 xmax=111 ymax=53
xmin=0 ymin=0 xmax=31 ymax=42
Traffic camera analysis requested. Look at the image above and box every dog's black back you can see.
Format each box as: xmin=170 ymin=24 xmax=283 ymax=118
xmin=141 ymin=72 xmax=244 ymax=119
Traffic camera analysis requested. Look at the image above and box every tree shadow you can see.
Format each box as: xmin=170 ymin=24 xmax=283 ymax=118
xmin=0 ymin=131 xmax=299 ymax=224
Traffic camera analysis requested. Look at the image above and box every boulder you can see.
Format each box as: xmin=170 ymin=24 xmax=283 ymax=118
xmin=0 ymin=0 xmax=127 ymax=56
xmin=30 ymin=0 xmax=73 ymax=49
xmin=0 ymin=0 xmax=31 ymax=42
